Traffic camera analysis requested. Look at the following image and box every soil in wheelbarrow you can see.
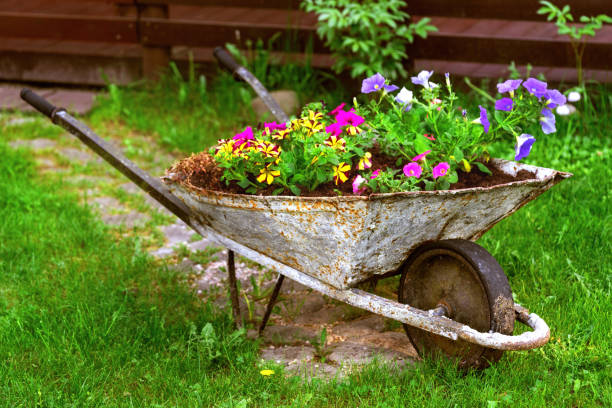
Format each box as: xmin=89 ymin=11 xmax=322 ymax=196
xmin=168 ymin=146 xmax=535 ymax=197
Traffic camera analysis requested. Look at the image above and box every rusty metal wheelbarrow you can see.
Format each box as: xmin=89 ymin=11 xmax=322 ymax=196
xmin=20 ymin=48 xmax=571 ymax=369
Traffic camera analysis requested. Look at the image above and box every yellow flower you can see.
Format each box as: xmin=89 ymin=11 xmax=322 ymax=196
xmin=345 ymin=125 xmax=362 ymax=135
xmin=358 ymin=152 xmax=372 ymax=170
xmin=272 ymin=128 xmax=291 ymax=140
xmin=257 ymin=166 xmax=281 ymax=185
xmin=260 ymin=369 xmax=275 ymax=376
xmin=333 ymin=162 xmax=351 ymax=185
xmin=290 ymin=119 xmax=302 ymax=130
xmin=301 ymin=119 xmax=324 ymax=136
xmin=324 ymin=135 xmax=346 ymax=151
xmin=461 ymin=159 xmax=472 ymax=172
xmin=307 ymin=110 xmax=323 ymax=121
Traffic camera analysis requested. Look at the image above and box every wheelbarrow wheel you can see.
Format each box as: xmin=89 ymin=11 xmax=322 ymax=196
xmin=398 ymin=239 xmax=515 ymax=369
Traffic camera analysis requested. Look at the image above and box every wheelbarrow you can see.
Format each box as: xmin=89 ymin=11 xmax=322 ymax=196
xmin=20 ymin=48 xmax=571 ymax=368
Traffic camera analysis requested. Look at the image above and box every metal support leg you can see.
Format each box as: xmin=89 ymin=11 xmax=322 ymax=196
xmin=227 ymin=250 xmax=242 ymax=328
xmin=259 ymin=274 xmax=285 ymax=335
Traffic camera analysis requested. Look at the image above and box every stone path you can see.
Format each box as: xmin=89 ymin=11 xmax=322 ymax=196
xmin=1 ymin=83 xmax=96 ymax=114
xmin=3 ymin=107 xmax=418 ymax=378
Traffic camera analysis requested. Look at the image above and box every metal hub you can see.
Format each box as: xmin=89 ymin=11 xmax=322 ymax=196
xmin=398 ymin=239 xmax=515 ymax=369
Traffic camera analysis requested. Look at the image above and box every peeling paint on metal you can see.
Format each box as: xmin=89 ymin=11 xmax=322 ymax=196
xmin=164 ymin=159 xmax=570 ymax=289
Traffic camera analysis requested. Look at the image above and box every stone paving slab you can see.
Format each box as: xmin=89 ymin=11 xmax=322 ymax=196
xmin=0 ymin=83 xmax=96 ymax=114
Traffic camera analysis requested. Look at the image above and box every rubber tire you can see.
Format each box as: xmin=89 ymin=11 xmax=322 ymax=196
xmin=398 ymin=239 xmax=515 ymax=369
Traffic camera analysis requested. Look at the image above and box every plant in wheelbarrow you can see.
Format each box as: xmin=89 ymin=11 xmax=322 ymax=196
xmin=162 ymin=71 xmax=571 ymax=369
xmin=20 ymin=66 xmax=570 ymax=370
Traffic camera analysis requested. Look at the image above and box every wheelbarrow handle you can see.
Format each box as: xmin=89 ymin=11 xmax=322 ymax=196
xmin=213 ymin=46 xmax=241 ymax=74
xmin=20 ymin=88 xmax=62 ymax=120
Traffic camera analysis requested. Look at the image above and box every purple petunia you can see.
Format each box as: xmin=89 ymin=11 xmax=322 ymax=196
xmin=540 ymin=108 xmax=556 ymax=134
xmin=522 ymin=78 xmax=548 ymax=98
xmin=384 ymin=84 xmax=399 ymax=92
xmin=545 ymin=89 xmax=567 ymax=109
xmin=361 ymin=73 xmax=386 ymax=94
xmin=479 ymin=105 xmax=490 ymax=133
xmin=361 ymin=73 xmax=397 ymax=94
xmin=514 ymin=133 xmax=536 ymax=161
xmin=497 ymin=79 xmax=522 ymax=94
xmin=495 ymin=97 xmax=514 ymax=112
xmin=411 ymin=70 xmax=436 ymax=89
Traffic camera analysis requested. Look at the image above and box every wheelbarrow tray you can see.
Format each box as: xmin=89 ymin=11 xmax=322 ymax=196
xmin=165 ymin=158 xmax=571 ymax=290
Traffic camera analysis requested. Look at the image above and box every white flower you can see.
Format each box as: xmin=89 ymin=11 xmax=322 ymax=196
xmin=556 ymin=104 xmax=576 ymax=116
xmin=567 ymin=91 xmax=581 ymax=102
xmin=395 ymin=87 xmax=413 ymax=105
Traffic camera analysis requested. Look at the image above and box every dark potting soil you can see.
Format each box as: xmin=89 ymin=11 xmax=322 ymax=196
xmin=167 ymin=150 xmax=535 ymax=197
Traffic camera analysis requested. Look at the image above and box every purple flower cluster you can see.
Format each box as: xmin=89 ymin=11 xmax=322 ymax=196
xmin=362 ymin=73 xmax=398 ymax=94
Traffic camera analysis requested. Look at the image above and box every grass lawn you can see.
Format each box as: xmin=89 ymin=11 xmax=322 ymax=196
xmin=0 ymin=70 xmax=610 ymax=407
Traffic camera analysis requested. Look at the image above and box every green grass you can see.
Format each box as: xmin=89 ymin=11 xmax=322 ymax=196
xmin=1 ymin=74 xmax=610 ymax=406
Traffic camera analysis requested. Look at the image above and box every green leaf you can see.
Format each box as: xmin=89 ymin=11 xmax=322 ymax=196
xmin=272 ymin=187 xmax=285 ymax=195
xmin=453 ymin=147 xmax=464 ymax=162
xmin=237 ymin=178 xmax=250 ymax=189
xmin=475 ymin=162 xmax=492 ymax=175
xmin=447 ymin=170 xmax=459 ymax=184
xmin=289 ymin=185 xmax=301 ymax=196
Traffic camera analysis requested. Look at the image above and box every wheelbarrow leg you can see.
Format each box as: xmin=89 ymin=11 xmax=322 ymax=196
xmin=227 ymin=250 xmax=242 ymax=328
xmin=259 ymin=274 xmax=285 ymax=335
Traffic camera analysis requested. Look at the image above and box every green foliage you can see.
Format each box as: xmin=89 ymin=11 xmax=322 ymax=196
xmin=301 ymin=0 xmax=437 ymax=80
xmin=537 ymin=1 xmax=612 ymax=85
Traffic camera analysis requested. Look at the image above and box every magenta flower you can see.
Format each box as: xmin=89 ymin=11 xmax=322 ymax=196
xmin=411 ymin=70 xmax=435 ymax=89
xmin=412 ymin=150 xmax=431 ymax=162
xmin=514 ymin=134 xmax=536 ymax=161
xmin=522 ymin=78 xmax=548 ymax=98
xmin=479 ymin=105 xmax=490 ymax=133
xmin=352 ymin=175 xmax=367 ymax=195
xmin=432 ymin=162 xmax=450 ymax=179
xmin=336 ymin=110 xmax=364 ymax=127
xmin=264 ymin=121 xmax=287 ymax=131
xmin=370 ymin=169 xmax=381 ymax=179
xmin=545 ymin=89 xmax=567 ymax=109
xmin=325 ymin=122 xmax=343 ymax=136
xmin=233 ymin=126 xmax=254 ymax=142
xmin=403 ymin=162 xmax=423 ymax=178
xmin=497 ymin=79 xmax=522 ymax=94
xmin=540 ymin=108 xmax=556 ymax=134
xmin=329 ymin=103 xmax=346 ymax=118
xmin=361 ymin=73 xmax=386 ymax=93
xmin=495 ymin=97 xmax=514 ymax=112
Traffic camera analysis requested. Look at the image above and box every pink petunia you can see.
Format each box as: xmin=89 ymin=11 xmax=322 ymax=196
xmin=411 ymin=150 xmax=431 ymax=162
xmin=329 ymin=103 xmax=347 ymax=118
xmin=370 ymin=169 xmax=381 ymax=179
xmin=336 ymin=110 xmax=365 ymax=127
xmin=352 ymin=175 xmax=367 ymax=195
xmin=432 ymin=162 xmax=450 ymax=179
xmin=232 ymin=126 xmax=254 ymax=142
xmin=325 ymin=122 xmax=343 ymax=136
xmin=403 ymin=162 xmax=423 ymax=178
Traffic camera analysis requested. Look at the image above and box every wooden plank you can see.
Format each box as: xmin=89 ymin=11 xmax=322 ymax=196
xmin=137 ymin=0 xmax=301 ymax=9
xmin=414 ymin=59 xmax=612 ymax=83
xmin=408 ymin=0 xmax=612 ymax=21
xmin=0 ymin=49 xmax=141 ymax=85
xmin=139 ymin=17 xmax=325 ymax=51
xmin=0 ymin=12 xmax=138 ymax=43
xmin=410 ymin=34 xmax=612 ymax=70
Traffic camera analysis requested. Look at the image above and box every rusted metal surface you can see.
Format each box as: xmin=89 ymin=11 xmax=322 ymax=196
xmin=165 ymin=160 xmax=571 ymax=289
xmin=398 ymin=239 xmax=515 ymax=367
xmin=182 ymin=221 xmax=551 ymax=351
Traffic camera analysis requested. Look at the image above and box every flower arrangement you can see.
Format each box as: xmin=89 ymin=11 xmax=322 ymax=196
xmin=211 ymin=71 xmax=566 ymax=196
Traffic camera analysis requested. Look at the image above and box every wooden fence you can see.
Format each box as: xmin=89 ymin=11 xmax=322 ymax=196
xmin=1 ymin=0 xmax=611 ymax=85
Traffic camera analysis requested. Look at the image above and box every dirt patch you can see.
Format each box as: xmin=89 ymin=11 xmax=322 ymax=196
xmin=167 ymin=149 xmax=535 ymax=197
